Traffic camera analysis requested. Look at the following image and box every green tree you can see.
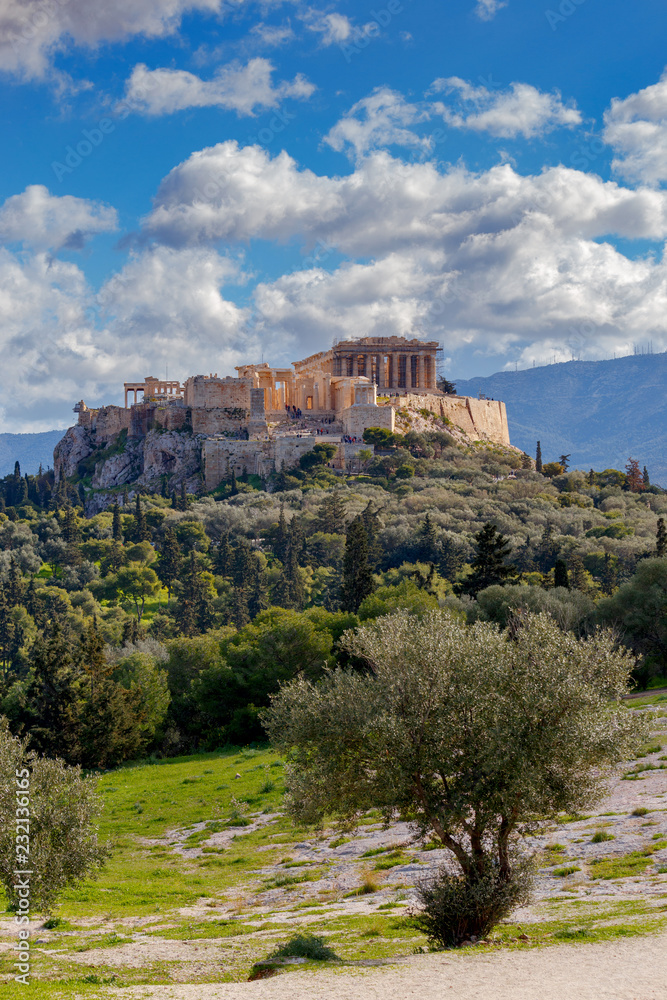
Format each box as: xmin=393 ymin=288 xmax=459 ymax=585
xmin=553 ymin=558 xmax=570 ymax=590
xmin=27 ymin=625 xmax=81 ymax=762
xmin=6 ymin=556 xmax=24 ymax=608
xmin=418 ymin=513 xmax=438 ymax=561
xmin=596 ymin=557 xmax=667 ymax=686
xmin=657 ymin=518 xmax=667 ymax=558
xmin=0 ymin=723 xmax=110 ymax=915
xmin=340 ymin=517 xmax=375 ymax=612
xmin=315 ymin=490 xmax=347 ymax=534
xmin=362 ymin=427 xmax=396 ymax=448
xmin=158 ymin=527 xmax=180 ymax=603
xmin=459 ymin=523 xmax=514 ymax=597
xmin=643 ymin=466 xmax=650 ymax=489
xmin=112 ymin=565 xmax=161 ymax=621
xmin=535 ymin=441 xmax=542 ymax=474
xmin=264 ymin=610 xmax=644 ymax=946
xmin=112 ymin=502 xmax=122 ymax=542
xmin=558 ymin=454 xmax=571 ymax=472
xmin=275 ymin=521 xmax=305 ymax=610
xmin=214 ymin=532 xmax=232 ymax=577
xmin=134 ymin=495 xmax=149 ymax=541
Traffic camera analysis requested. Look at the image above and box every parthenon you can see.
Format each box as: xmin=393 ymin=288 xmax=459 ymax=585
xmin=122 ymin=336 xmax=441 ymax=416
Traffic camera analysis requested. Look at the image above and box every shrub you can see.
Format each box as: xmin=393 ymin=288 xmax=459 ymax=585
xmin=269 ymin=933 xmax=338 ymax=961
xmin=412 ymin=857 xmax=533 ymax=948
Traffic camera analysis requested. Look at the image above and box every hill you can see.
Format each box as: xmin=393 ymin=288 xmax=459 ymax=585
xmin=455 ymin=353 xmax=667 ymax=484
xmin=0 ymin=429 xmax=63 ymax=477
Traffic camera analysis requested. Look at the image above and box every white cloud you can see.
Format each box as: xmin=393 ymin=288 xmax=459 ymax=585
xmin=142 ymin=141 xmax=667 ymax=254
xmin=250 ymin=22 xmax=295 ymax=46
xmin=603 ymin=70 xmax=667 ymax=186
xmin=0 ymin=0 xmax=230 ymax=80
xmin=323 ymin=87 xmax=431 ymax=160
xmin=305 ymin=11 xmax=352 ymax=45
xmin=432 ymin=78 xmax=581 ymax=138
xmin=0 ymin=185 xmax=117 ymax=251
xmin=474 ymin=0 xmax=507 ymax=20
xmin=123 ymin=58 xmax=314 ymax=116
xmin=0 ymin=242 xmax=260 ymax=431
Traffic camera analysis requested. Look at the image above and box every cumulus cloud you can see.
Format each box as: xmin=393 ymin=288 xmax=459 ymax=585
xmin=323 ymin=87 xmax=431 ymax=160
xmin=432 ymin=78 xmax=581 ymax=138
xmin=138 ymin=139 xmax=667 ymax=370
xmin=305 ymin=11 xmax=353 ymax=45
xmin=0 ymin=0 xmax=229 ymax=80
xmin=0 ymin=185 xmax=117 ymax=251
xmin=142 ymin=140 xmax=667 ymax=255
xmin=474 ymin=0 xmax=507 ymax=20
xmin=123 ymin=58 xmax=314 ymax=116
xmin=0 ymin=241 xmax=261 ymax=431
xmin=603 ymin=70 xmax=667 ymax=186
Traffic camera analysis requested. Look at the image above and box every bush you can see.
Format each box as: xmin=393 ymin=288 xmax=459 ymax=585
xmin=269 ymin=933 xmax=338 ymax=961
xmin=412 ymin=857 xmax=533 ymax=948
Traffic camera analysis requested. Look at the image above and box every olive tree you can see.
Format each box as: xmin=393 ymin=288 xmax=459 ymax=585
xmin=264 ymin=610 xmax=645 ymax=945
xmin=0 ymin=723 xmax=110 ymax=914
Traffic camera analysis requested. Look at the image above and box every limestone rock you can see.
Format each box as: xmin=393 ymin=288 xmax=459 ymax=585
xmin=139 ymin=429 xmax=202 ymax=488
xmin=91 ymin=438 xmax=142 ymax=489
xmin=53 ymin=425 xmax=94 ymax=480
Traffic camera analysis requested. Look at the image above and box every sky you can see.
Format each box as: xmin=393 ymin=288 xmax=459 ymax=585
xmin=2 ymin=0 xmax=667 ymax=431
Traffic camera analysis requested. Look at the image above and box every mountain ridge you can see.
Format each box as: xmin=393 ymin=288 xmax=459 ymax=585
xmin=454 ymin=353 xmax=667 ymax=484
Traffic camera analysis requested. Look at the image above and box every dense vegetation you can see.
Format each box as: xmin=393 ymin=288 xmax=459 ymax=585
xmin=1 ymin=431 xmax=666 ymax=769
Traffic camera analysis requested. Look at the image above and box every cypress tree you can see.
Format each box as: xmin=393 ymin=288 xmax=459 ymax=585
xmin=159 ymin=527 xmax=181 ymax=603
xmin=122 ymin=487 xmax=129 ymax=506
xmin=601 ymin=552 xmax=617 ymax=595
xmin=180 ymin=482 xmax=188 ymax=511
xmin=535 ymin=441 xmax=543 ymax=474
xmin=588 ymin=468 xmax=595 ymax=486
xmin=248 ymin=556 xmax=269 ymax=619
xmin=418 ymin=513 xmax=438 ymax=561
xmin=24 ymin=579 xmax=38 ymax=619
xmin=361 ymin=503 xmax=382 ymax=571
xmin=554 ymin=558 xmax=570 ymax=589
xmin=62 ymin=504 xmax=80 ymax=543
xmin=275 ymin=521 xmax=305 ymax=610
xmin=161 ymin=474 xmax=169 ymax=498
xmin=535 ymin=523 xmax=559 ymax=574
xmin=275 ymin=503 xmax=288 ymax=563
xmin=0 ymin=593 xmax=16 ymax=669
xmin=340 ymin=517 xmax=375 ymax=612
xmin=459 ymin=523 xmax=514 ymax=597
xmin=643 ymin=466 xmax=650 ymax=489
xmin=214 ymin=532 xmax=232 ymax=577
xmin=112 ymin=501 xmax=122 ymax=541
xmin=231 ymin=587 xmax=250 ymax=629
xmin=230 ymin=468 xmax=238 ymax=496
xmin=232 ymin=538 xmax=254 ymax=590
xmin=316 ymin=490 xmax=346 ymax=534
xmin=656 ymin=517 xmax=667 ymax=558
xmin=135 ymin=494 xmax=149 ymax=541
xmin=6 ymin=556 xmax=24 ymax=608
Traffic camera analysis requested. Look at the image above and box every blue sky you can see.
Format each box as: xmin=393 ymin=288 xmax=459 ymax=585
xmin=1 ymin=0 xmax=667 ymax=430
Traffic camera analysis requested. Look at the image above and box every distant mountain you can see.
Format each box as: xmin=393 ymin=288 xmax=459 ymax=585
xmin=0 ymin=431 xmax=64 ymax=477
xmin=454 ymin=353 xmax=667 ymax=486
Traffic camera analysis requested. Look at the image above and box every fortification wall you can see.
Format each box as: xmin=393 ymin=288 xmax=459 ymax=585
xmin=342 ymin=403 xmax=394 ymax=439
xmin=385 ymin=393 xmax=510 ymax=446
xmin=203 ymin=435 xmax=336 ymax=490
xmin=78 ymin=405 xmax=131 ymax=443
xmin=184 ymin=375 xmax=252 ymax=410
xmin=191 ymin=409 xmax=247 ymax=436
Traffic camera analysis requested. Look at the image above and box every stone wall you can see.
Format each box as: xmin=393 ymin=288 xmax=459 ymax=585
xmin=184 ymin=375 xmax=252 ymax=410
xmin=342 ymin=402 xmax=395 ymax=439
xmin=203 ymin=435 xmax=337 ymax=490
xmin=78 ymin=404 xmax=131 ymax=443
xmin=385 ymin=393 xmax=510 ymax=446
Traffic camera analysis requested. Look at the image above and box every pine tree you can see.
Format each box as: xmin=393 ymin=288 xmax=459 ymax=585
xmin=340 ymin=517 xmax=375 ymax=612
xmin=180 ymin=482 xmax=187 ymax=511
xmin=214 ymin=532 xmax=232 ymax=577
xmin=625 ymin=457 xmax=643 ymax=493
xmin=28 ymin=625 xmax=81 ymax=762
xmin=6 ymin=556 xmax=24 ymax=608
xmin=643 ymin=466 xmax=650 ymax=489
xmin=135 ymin=494 xmax=149 ymax=541
xmin=275 ymin=503 xmax=288 ymax=563
xmin=521 ymin=452 xmax=532 ymax=470
xmin=275 ymin=521 xmax=305 ymax=610
xmin=122 ymin=487 xmax=129 ymax=506
xmin=535 ymin=441 xmax=543 ymax=474
xmin=0 ymin=593 xmax=16 ymax=669
xmin=554 ymin=558 xmax=570 ymax=589
xmin=158 ymin=527 xmax=181 ymax=603
xmin=112 ymin=501 xmax=122 ymax=541
xmin=360 ymin=503 xmax=382 ymax=571
xmin=601 ymin=553 xmax=617 ymax=596
xmin=558 ymin=454 xmax=571 ymax=473
xmin=535 ymin=523 xmax=559 ymax=574
xmin=248 ymin=556 xmax=269 ymax=619
xmin=24 ymin=579 xmax=38 ymax=619
xmin=459 ymin=523 xmax=514 ymax=597
xmin=161 ymin=474 xmax=169 ymax=498
xmin=588 ymin=468 xmax=595 ymax=486
xmin=62 ymin=504 xmax=80 ymax=543
xmin=316 ymin=490 xmax=347 ymax=534
xmin=231 ymin=587 xmax=250 ymax=629
xmin=232 ymin=538 xmax=254 ymax=590
xmin=418 ymin=513 xmax=438 ymax=561
xmin=656 ymin=517 xmax=667 ymax=558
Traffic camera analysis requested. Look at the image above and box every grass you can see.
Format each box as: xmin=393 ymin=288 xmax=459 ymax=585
xmin=589 ymin=851 xmax=654 ymax=880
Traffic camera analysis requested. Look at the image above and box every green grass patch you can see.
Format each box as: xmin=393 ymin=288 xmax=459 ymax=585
xmin=589 ymin=852 xmax=654 ymax=879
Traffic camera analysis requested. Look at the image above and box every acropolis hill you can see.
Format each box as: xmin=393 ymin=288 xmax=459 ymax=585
xmin=54 ymin=336 xmax=510 ymax=499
